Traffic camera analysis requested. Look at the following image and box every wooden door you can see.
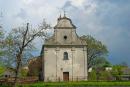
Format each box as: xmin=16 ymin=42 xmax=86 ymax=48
xmin=63 ymin=72 xmax=69 ymax=81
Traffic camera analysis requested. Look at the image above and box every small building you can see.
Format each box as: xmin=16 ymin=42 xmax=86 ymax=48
xmin=105 ymin=67 xmax=112 ymax=71
xmin=2 ymin=67 xmax=15 ymax=78
xmin=41 ymin=14 xmax=88 ymax=82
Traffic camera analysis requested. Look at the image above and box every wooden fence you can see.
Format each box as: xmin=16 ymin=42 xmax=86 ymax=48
xmin=0 ymin=77 xmax=38 ymax=85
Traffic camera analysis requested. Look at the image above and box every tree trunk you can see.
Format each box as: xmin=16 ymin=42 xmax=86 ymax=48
xmin=13 ymin=53 xmax=22 ymax=87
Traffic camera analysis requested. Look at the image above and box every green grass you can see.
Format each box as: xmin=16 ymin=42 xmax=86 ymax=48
xmin=16 ymin=81 xmax=130 ymax=87
xmin=1 ymin=81 xmax=130 ymax=87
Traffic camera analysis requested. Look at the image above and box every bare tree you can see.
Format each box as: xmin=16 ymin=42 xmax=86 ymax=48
xmin=9 ymin=21 xmax=51 ymax=87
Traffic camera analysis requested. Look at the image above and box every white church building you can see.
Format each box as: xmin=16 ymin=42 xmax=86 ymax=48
xmin=41 ymin=14 xmax=88 ymax=82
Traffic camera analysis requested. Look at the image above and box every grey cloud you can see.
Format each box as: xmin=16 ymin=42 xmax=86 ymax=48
xmin=16 ymin=8 xmax=28 ymax=19
xmin=63 ymin=0 xmax=130 ymax=66
xmin=1 ymin=0 xmax=130 ymax=66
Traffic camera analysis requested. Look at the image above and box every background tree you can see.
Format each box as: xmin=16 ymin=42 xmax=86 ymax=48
xmin=28 ymin=56 xmax=42 ymax=76
xmin=6 ymin=21 xmax=51 ymax=87
xmin=0 ymin=12 xmax=5 ymax=57
xmin=3 ymin=33 xmax=34 ymax=67
xmin=81 ymin=35 xmax=109 ymax=69
xmin=112 ymin=65 xmax=123 ymax=80
xmin=0 ymin=24 xmax=6 ymax=66
xmin=111 ymin=64 xmax=128 ymax=81
xmin=98 ymin=70 xmax=113 ymax=81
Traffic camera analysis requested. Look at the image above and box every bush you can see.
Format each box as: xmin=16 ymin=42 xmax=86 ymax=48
xmin=20 ymin=68 xmax=28 ymax=77
xmin=99 ymin=71 xmax=113 ymax=81
xmin=88 ymin=70 xmax=97 ymax=81
xmin=0 ymin=66 xmax=5 ymax=77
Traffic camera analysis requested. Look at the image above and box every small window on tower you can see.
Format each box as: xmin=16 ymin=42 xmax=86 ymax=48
xmin=64 ymin=35 xmax=67 ymax=40
xmin=63 ymin=52 xmax=68 ymax=60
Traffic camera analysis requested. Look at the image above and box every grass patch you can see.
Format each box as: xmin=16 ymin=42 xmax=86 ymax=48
xmin=17 ymin=81 xmax=130 ymax=87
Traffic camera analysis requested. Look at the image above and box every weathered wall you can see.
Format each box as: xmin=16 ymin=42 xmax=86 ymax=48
xmin=43 ymin=46 xmax=87 ymax=82
xmin=54 ymin=29 xmax=77 ymax=44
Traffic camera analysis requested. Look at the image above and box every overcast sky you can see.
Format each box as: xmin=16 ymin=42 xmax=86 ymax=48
xmin=0 ymin=0 xmax=130 ymax=66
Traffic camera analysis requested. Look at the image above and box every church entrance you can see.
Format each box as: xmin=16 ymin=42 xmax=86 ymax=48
xmin=63 ymin=72 xmax=69 ymax=81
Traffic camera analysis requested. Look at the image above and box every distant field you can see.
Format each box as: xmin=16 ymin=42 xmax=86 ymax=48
xmin=16 ymin=81 xmax=130 ymax=87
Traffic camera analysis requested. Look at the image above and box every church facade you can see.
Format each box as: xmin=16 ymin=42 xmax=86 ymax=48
xmin=41 ymin=15 xmax=88 ymax=82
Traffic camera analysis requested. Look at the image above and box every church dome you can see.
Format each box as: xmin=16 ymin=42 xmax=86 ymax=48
xmin=54 ymin=15 xmax=76 ymax=29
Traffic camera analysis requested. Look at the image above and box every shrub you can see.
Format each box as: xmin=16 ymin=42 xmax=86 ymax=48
xmin=88 ymin=70 xmax=97 ymax=81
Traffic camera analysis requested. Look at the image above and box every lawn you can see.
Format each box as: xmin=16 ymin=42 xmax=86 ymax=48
xmin=1 ymin=81 xmax=130 ymax=87
xmin=16 ymin=81 xmax=130 ymax=87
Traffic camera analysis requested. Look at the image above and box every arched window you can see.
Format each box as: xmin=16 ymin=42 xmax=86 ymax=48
xmin=64 ymin=52 xmax=68 ymax=60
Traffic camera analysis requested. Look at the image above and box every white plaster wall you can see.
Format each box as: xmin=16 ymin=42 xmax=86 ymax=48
xmin=55 ymin=29 xmax=77 ymax=44
xmin=44 ymin=48 xmax=57 ymax=81
xmin=43 ymin=46 xmax=88 ymax=82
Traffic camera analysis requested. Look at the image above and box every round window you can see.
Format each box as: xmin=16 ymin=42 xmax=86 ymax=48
xmin=64 ymin=35 xmax=67 ymax=40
